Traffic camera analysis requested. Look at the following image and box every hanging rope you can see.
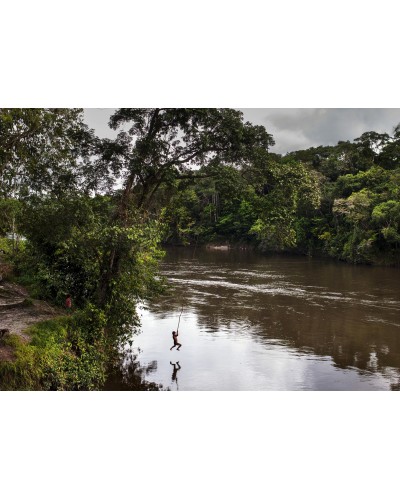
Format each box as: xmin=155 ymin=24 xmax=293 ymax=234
xmin=176 ymin=304 xmax=184 ymax=333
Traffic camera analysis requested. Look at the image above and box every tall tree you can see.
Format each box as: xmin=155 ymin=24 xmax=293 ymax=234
xmin=0 ymin=108 xmax=94 ymax=199
xmin=94 ymin=108 xmax=275 ymax=307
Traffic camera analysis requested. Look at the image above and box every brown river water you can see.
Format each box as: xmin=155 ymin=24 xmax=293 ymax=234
xmin=105 ymin=247 xmax=400 ymax=390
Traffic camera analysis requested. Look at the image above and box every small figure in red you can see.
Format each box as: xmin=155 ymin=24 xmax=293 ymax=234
xmin=65 ymin=294 xmax=72 ymax=312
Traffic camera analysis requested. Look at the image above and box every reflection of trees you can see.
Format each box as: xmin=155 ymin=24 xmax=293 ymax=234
xmin=104 ymin=350 xmax=162 ymax=390
xmin=150 ymin=248 xmax=400 ymax=384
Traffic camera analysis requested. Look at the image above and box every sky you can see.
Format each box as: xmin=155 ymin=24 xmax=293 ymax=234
xmin=84 ymin=108 xmax=400 ymax=155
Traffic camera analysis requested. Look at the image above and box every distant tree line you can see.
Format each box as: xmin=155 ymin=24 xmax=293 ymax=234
xmin=158 ymin=125 xmax=400 ymax=266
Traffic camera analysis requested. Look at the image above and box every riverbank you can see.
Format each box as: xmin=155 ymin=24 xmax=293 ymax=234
xmin=0 ymin=280 xmax=63 ymax=362
xmin=0 ymin=273 xmax=159 ymax=391
xmin=0 ymin=262 xmax=109 ymax=389
xmin=164 ymin=241 xmax=400 ymax=267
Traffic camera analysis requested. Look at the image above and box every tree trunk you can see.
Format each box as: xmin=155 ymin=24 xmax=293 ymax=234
xmin=97 ymin=176 xmax=134 ymax=308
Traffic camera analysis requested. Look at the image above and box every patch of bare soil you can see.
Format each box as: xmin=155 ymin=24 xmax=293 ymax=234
xmin=0 ymin=345 xmax=15 ymax=362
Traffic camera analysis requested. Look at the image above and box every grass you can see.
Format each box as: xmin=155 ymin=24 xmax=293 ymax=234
xmin=0 ymin=316 xmax=108 ymax=391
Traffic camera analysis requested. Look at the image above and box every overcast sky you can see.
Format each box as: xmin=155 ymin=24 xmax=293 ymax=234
xmin=84 ymin=108 xmax=400 ymax=155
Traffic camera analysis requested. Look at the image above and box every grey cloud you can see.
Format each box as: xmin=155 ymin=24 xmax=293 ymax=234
xmin=240 ymin=108 xmax=400 ymax=154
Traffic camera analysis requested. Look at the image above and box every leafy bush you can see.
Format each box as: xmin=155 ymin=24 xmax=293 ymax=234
xmin=0 ymin=314 xmax=108 ymax=391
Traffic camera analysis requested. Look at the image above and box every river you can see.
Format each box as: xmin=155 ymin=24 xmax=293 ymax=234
xmin=105 ymin=247 xmax=400 ymax=390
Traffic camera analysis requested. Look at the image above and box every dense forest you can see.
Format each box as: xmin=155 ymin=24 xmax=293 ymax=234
xmin=160 ymin=128 xmax=400 ymax=266
xmin=0 ymin=108 xmax=399 ymax=389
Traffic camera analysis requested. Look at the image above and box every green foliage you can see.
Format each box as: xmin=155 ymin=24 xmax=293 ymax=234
xmin=372 ymin=201 xmax=400 ymax=243
xmin=217 ymin=198 xmax=258 ymax=241
xmin=13 ymin=194 xmax=166 ymax=337
xmin=0 ymin=198 xmax=22 ymax=236
xmin=161 ymin=187 xmax=200 ymax=244
xmin=249 ymin=160 xmax=321 ymax=250
xmin=94 ymin=108 xmax=275 ymax=211
xmin=163 ymin=159 xmax=321 ymax=250
xmin=0 ymin=108 xmax=95 ymax=199
xmin=0 ymin=236 xmax=14 ymax=255
xmin=277 ymin=126 xmax=400 ymax=264
xmin=327 ymin=165 xmax=400 ymax=263
xmin=0 ymin=314 xmax=108 ymax=390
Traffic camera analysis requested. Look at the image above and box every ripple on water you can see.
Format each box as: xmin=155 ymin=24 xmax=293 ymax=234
xmin=122 ymin=251 xmax=400 ymax=391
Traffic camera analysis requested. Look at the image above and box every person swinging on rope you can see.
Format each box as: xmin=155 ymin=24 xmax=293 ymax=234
xmin=170 ymin=330 xmax=182 ymax=351
xmin=170 ymin=304 xmax=184 ymax=351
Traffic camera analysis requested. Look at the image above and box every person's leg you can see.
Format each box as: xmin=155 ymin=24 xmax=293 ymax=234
xmin=170 ymin=345 xmax=175 ymax=350
xmin=177 ymin=343 xmax=182 ymax=350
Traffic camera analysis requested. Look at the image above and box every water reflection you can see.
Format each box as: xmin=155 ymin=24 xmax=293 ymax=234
xmin=170 ymin=361 xmax=181 ymax=390
xmin=110 ymin=248 xmax=400 ymax=390
xmin=104 ymin=350 xmax=162 ymax=390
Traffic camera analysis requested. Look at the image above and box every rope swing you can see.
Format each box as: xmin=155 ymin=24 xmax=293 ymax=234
xmin=176 ymin=304 xmax=184 ymax=333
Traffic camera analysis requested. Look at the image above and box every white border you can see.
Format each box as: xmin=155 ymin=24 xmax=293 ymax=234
xmin=1 ymin=1 xmax=399 ymax=498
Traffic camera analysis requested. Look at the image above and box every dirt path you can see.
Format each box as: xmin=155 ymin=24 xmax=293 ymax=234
xmin=0 ymin=280 xmax=63 ymax=361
